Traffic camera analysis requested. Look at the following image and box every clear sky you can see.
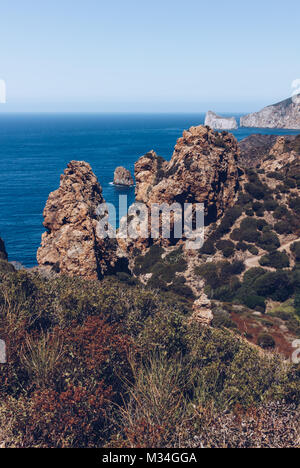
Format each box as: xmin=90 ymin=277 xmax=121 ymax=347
xmin=0 ymin=0 xmax=299 ymax=112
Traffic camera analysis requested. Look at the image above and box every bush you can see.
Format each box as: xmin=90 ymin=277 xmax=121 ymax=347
xmin=199 ymin=239 xmax=216 ymax=255
xmin=242 ymin=229 xmax=261 ymax=243
xmin=291 ymin=242 xmax=300 ymax=262
xmin=253 ymin=271 xmax=294 ymax=302
xmin=258 ymin=231 xmax=280 ymax=252
xmin=274 ymin=205 xmax=288 ymax=219
xmin=274 ymin=221 xmax=292 ymax=235
xmin=245 ymin=183 xmax=266 ymax=200
xmin=236 ymin=241 xmax=248 ymax=252
xmin=257 ymin=333 xmax=276 ymax=349
xmin=259 ymin=251 xmax=290 ymax=269
xmin=264 ymin=199 xmax=278 ymax=212
xmin=216 ymin=240 xmax=235 ymax=258
xmin=248 ymin=245 xmax=259 ymax=255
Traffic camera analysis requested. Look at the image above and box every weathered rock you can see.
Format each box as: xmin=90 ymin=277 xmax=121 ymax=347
xmin=37 ymin=161 xmax=118 ymax=280
xmin=205 ymin=111 xmax=238 ymax=130
xmin=0 ymin=237 xmax=7 ymax=261
xmin=239 ymin=134 xmax=278 ymax=167
xmin=191 ymin=293 xmax=213 ymax=326
xmin=113 ymin=166 xmax=134 ymax=186
xmin=240 ymin=95 xmax=300 ymax=129
xmin=135 ymin=125 xmax=240 ymax=223
xmin=261 ymin=136 xmax=299 ymax=172
xmin=239 ymin=134 xmax=300 ymax=168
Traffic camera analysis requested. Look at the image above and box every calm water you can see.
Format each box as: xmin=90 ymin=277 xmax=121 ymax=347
xmin=0 ymin=113 xmax=299 ymax=267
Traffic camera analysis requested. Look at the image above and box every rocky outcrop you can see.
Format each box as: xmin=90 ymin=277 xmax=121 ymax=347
xmin=239 ymin=134 xmax=278 ymax=167
xmin=113 ymin=166 xmax=134 ymax=186
xmin=240 ymin=95 xmax=300 ymax=129
xmin=239 ymin=134 xmax=300 ymax=169
xmin=135 ymin=125 xmax=240 ymax=224
xmin=261 ymin=136 xmax=299 ymax=173
xmin=191 ymin=293 xmax=213 ymax=326
xmin=37 ymin=161 xmax=118 ymax=280
xmin=205 ymin=111 xmax=238 ymax=130
xmin=0 ymin=237 xmax=7 ymax=261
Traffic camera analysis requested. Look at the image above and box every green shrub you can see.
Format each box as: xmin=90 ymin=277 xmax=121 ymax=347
xmin=264 ymin=199 xmax=278 ymax=212
xmin=274 ymin=221 xmax=292 ymax=235
xmin=199 ymin=239 xmax=216 ymax=255
xmin=216 ymin=240 xmax=235 ymax=258
xmin=259 ymin=251 xmax=290 ymax=269
xmin=291 ymin=242 xmax=300 ymax=262
xmin=245 ymin=183 xmax=266 ymax=200
xmin=253 ymin=271 xmax=294 ymax=302
xmin=257 ymin=333 xmax=276 ymax=349
xmin=273 ymin=205 xmax=288 ymax=219
xmin=289 ymin=197 xmax=300 ymax=215
xmin=258 ymin=231 xmax=280 ymax=252
xmin=248 ymin=245 xmax=259 ymax=255
xmin=236 ymin=241 xmax=248 ymax=252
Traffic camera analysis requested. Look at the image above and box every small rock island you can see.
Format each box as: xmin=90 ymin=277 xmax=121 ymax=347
xmin=113 ymin=166 xmax=134 ymax=187
xmin=205 ymin=111 xmax=238 ymax=130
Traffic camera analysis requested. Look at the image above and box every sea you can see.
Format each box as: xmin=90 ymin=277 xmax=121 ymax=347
xmin=0 ymin=112 xmax=299 ymax=267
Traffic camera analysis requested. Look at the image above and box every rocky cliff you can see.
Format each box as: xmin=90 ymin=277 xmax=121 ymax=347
xmin=240 ymin=95 xmax=300 ymax=129
xmin=239 ymin=134 xmax=300 ymax=167
xmin=37 ymin=161 xmax=118 ymax=279
xmin=135 ymin=125 xmax=240 ymax=224
xmin=113 ymin=166 xmax=134 ymax=186
xmin=205 ymin=111 xmax=238 ymax=130
xmin=0 ymin=237 xmax=7 ymax=261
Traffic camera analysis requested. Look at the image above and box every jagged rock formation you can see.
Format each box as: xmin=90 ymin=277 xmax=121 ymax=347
xmin=239 ymin=134 xmax=278 ymax=167
xmin=113 ymin=166 xmax=134 ymax=186
xmin=239 ymin=134 xmax=300 ymax=169
xmin=205 ymin=111 xmax=238 ymax=130
xmin=37 ymin=161 xmax=118 ymax=280
xmin=0 ymin=237 xmax=7 ymax=260
xmin=191 ymin=293 xmax=213 ymax=326
xmin=261 ymin=135 xmax=300 ymax=172
xmin=135 ymin=125 xmax=240 ymax=223
xmin=240 ymin=95 xmax=300 ymax=129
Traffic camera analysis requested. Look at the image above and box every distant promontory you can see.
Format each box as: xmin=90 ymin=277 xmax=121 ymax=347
xmin=240 ymin=95 xmax=300 ymax=129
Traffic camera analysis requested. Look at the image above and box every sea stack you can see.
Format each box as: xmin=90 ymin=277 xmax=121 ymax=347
xmin=37 ymin=160 xmax=118 ymax=279
xmin=113 ymin=167 xmax=134 ymax=186
xmin=205 ymin=111 xmax=238 ymax=130
xmin=240 ymin=95 xmax=300 ymax=129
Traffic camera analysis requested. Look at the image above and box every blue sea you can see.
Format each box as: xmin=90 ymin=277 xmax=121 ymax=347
xmin=0 ymin=113 xmax=299 ymax=267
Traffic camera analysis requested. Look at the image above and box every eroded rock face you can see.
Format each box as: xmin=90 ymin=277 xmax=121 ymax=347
xmin=37 ymin=161 xmax=118 ymax=279
xmin=113 ymin=166 xmax=134 ymax=186
xmin=191 ymin=293 xmax=213 ymax=326
xmin=261 ymin=136 xmax=299 ymax=172
xmin=239 ymin=134 xmax=300 ymax=168
xmin=205 ymin=111 xmax=238 ymax=130
xmin=240 ymin=95 xmax=300 ymax=129
xmin=135 ymin=125 xmax=240 ymax=223
xmin=0 ymin=237 xmax=8 ymax=261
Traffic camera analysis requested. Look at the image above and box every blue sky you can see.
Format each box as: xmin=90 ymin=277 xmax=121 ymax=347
xmin=0 ymin=0 xmax=299 ymax=112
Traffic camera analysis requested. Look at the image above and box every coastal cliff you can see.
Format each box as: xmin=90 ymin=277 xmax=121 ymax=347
xmin=205 ymin=111 xmax=238 ymax=130
xmin=240 ymin=95 xmax=300 ymax=129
